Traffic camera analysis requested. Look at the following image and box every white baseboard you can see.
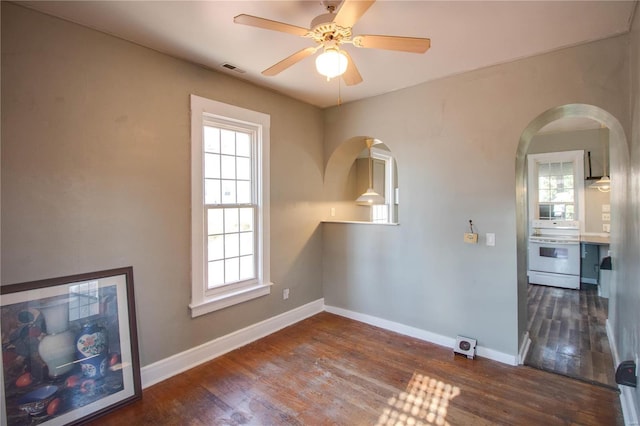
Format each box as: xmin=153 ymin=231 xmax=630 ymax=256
xmin=518 ymin=332 xmax=531 ymax=365
xmin=607 ymin=319 xmax=639 ymax=426
xmin=324 ymin=305 xmax=518 ymax=366
xmin=607 ymin=319 xmax=619 ymax=369
xmin=141 ymin=298 xmax=325 ymax=388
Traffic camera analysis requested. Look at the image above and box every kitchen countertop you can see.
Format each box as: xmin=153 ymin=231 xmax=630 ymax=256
xmin=581 ymin=234 xmax=610 ymax=245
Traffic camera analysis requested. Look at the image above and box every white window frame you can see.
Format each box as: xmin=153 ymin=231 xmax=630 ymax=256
xmin=370 ymin=148 xmax=396 ymax=223
xmin=190 ymin=94 xmax=271 ymax=317
xmin=527 ymin=150 xmax=585 ymax=232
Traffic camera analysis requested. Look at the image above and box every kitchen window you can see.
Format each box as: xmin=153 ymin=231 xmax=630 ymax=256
xmin=527 ymin=150 xmax=585 ymax=227
xmin=190 ymin=95 xmax=271 ymax=317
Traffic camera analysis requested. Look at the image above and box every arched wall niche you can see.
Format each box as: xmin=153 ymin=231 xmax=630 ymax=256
xmin=514 ymin=103 xmax=629 ymax=349
xmin=324 ymin=136 xmax=399 ymax=223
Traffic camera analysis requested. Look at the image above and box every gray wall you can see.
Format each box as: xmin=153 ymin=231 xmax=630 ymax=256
xmin=528 ymin=128 xmax=611 ymax=234
xmin=1 ymin=3 xmax=324 ymax=366
xmin=322 ymin=34 xmax=629 ymax=356
xmin=616 ymin=3 xmax=640 ymax=416
xmin=2 ymin=8 xmax=638 ymax=420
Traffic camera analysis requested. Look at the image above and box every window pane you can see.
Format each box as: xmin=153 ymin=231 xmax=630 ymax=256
xmin=205 ymin=179 xmax=221 ymax=205
xmin=237 ymin=181 xmax=251 ymax=204
xmin=553 ymin=204 xmax=565 ymax=218
xmin=221 ymin=155 xmax=236 ymax=179
xmin=562 ymin=161 xmax=573 ymax=174
xmin=240 ymin=208 xmax=253 ymax=232
xmin=204 ymin=126 xmax=220 ymax=153
xmin=563 ymin=175 xmax=574 ymax=188
xmin=225 ymin=258 xmax=239 ymax=283
xmin=208 ymin=235 xmax=224 ymax=260
xmin=538 ymin=163 xmax=550 ymax=177
xmin=539 ymin=204 xmax=553 ymax=219
xmin=549 ymin=162 xmax=562 ymax=176
xmin=237 ymin=157 xmax=251 ymax=180
xmin=221 ymin=129 xmax=235 ymax=155
xmin=204 ymin=153 xmax=220 ymax=179
xmin=538 ymin=189 xmax=550 ymax=202
xmin=240 ymin=255 xmax=254 ymax=280
xmin=208 ymin=260 xmax=224 ymax=288
xmin=225 ymin=233 xmax=239 ymax=258
xmin=221 ymin=180 xmax=236 ymax=204
xmin=236 ymin=132 xmax=251 ymax=157
xmin=207 ymin=208 xmax=223 ymax=235
xmin=224 ymin=208 xmax=239 ymax=233
xmin=538 ymin=176 xmax=549 ymax=190
xmin=240 ymin=232 xmax=253 ymax=256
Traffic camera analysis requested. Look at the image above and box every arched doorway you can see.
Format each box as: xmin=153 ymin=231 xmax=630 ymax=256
xmin=515 ymin=104 xmax=629 ymax=385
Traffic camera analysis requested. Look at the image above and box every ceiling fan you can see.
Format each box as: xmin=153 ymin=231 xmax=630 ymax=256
xmin=234 ymin=0 xmax=431 ymax=86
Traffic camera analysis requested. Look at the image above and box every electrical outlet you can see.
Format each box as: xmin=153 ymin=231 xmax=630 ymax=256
xmin=602 ymin=213 xmax=610 ymax=221
xmin=603 ymin=223 xmax=611 ymax=232
xmin=283 ymin=288 xmax=289 ymax=300
xmin=602 ymin=204 xmax=610 ymax=213
xmin=330 ymin=207 xmax=336 ymax=217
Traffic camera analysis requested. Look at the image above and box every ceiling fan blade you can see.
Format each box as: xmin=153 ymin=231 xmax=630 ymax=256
xmin=341 ymin=51 xmax=363 ymax=86
xmin=234 ymin=14 xmax=309 ymax=37
xmin=333 ymin=0 xmax=375 ymax=28
xmin=262 ymin=47 xmax=319 ymax=76
xmin=353 ymin=35 xmax=431 ymax=53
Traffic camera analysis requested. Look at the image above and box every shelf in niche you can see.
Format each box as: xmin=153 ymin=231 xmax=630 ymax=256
xmin=321 ymin=220 xmax=399 ymax=226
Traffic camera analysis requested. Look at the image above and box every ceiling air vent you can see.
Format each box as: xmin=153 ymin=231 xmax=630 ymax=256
xmin=220 ymin=63 xmax=246 ymax=74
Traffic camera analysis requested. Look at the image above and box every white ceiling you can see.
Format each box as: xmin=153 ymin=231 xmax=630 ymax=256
xmin=18 ymin=1 xmax=637 ymax=108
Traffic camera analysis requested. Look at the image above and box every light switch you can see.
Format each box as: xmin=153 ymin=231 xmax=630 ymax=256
xmin=486 ymin=233 xmax=495 ymax=246
xmin=330 ymin=207 xmax=336 ymax=217
xmin=602 ymin=204 xmax=611 ymax=212
xmin=602 ymin=213 xmax=610 ymax=221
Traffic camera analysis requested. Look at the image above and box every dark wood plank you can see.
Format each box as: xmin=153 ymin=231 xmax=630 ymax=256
xmin=525 ymin=283 xmax=617 ymax=388
xmin=86 ymin=312 xmax=622 ymax=425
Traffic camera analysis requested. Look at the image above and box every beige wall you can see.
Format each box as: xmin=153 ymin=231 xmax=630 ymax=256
xmin=1 ymin=3 xmax=324 ymax=366
xmin=322 ymin=34 xmax=629 ymax=356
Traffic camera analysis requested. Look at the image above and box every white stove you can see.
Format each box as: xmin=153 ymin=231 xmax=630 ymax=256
xmin=527 ymin=220 xmax=581 ymax=289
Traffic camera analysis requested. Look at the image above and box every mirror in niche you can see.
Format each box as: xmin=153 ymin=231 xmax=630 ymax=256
xmin=350 ymin=139 xmax=398 ymax=223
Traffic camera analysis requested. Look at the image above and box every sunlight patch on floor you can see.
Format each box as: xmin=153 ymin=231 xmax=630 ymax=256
xmin=376 ymin=372 xmax=460 ymax=426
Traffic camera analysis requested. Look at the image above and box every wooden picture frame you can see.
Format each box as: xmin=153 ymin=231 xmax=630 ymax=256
xmin=1 ymin=267 xmax=141 ymax=425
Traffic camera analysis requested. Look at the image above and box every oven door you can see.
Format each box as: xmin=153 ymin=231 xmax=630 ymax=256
xmin=528 ymin=239 xmax=580 ymax=275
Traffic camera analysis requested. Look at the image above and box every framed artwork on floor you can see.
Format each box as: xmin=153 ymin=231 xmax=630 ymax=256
xmin=1 ymin=267 xmax=141 ymax=425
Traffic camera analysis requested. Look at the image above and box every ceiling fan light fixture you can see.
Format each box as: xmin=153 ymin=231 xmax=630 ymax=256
xmin=315 ymin=47 xmax=348 ymax=80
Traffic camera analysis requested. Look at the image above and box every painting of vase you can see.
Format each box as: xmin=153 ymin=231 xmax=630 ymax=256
xmin=37 ymin=297 xmax=75 ymax=378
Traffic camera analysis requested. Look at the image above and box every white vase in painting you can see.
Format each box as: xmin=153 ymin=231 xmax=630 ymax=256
xmin=38 ymin=298 xmax=75 ymax=378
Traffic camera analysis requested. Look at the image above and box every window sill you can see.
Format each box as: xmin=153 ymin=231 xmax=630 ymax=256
xmin=189 ymin=282 xmax=272 ymax=318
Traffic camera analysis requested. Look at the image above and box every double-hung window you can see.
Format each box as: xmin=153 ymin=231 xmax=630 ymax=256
xmin=190 ymin=95 xmax=271 ymax=317
xmin=527 ymin=150 xmax=585 ymax=227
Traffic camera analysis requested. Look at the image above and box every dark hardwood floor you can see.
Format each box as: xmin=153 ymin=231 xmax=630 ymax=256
xmin=525 ymin=283 xmax=617 ymax=388
xmin=91 ymin=312 xmax=623 ymax=425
